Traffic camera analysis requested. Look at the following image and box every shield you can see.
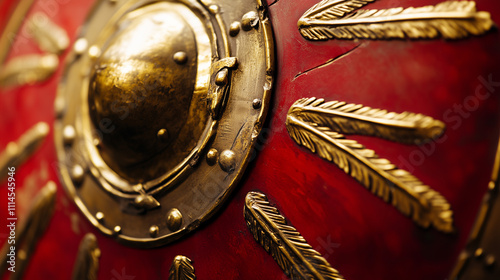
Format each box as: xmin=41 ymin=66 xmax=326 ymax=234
xmin=0 ymin=0 xmax=499 ymax=279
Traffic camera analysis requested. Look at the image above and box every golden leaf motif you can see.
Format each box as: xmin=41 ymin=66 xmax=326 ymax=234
xmin=72 ymin=233 xmax=101 ymax=280
xmin=286 ymin=97 xmax=454 ymax=233
xmin=0 ymin=181 xmax=57 ymax=279
xmin=0 ymin=122 xmax=49 ymax=181
xmin=245 ymin=191 xmax=345 ymax=280
xmin=169 ymin=255 xmax=196 ymax=280
xmin=298 ymin=0 xmax=494 ymax=40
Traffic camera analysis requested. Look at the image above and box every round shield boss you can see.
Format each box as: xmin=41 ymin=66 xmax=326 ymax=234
xmin=55 ymin=0 xmax=274 ymax=247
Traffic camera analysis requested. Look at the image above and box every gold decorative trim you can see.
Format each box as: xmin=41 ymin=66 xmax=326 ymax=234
xmin=169 ymin=255 xmax=196 ymax=280
xmin=72 ymin=233 xmax=101 ymax=280
xmin=244 ymin=191 xmax=344 ymax=280
xmin=0 ymin=181 xmax=57 ymax=279
xmin=298 ymin=0 xmax=494 ymax=41
xmin=0 ymin=122 xmax=49 ymax=182
xmin=0 ymin=8 xmax=68 ymax=88
xmin=288 ymin=97 xmax=445 ymax=144
xmin=27 ymin=12 xmax=69 ymax=54
xmin=286 ymin=98 xmax=453 ymax=233
xmin=0 ymin=54 xmax=59 ymax=88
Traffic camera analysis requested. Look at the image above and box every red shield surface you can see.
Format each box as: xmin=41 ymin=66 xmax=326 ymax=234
xmin=1 ymin=0 xmax=500 ymax=279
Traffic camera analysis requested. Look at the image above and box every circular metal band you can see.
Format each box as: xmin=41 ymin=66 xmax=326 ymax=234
xmin=55 ymin=0 xmax=274 ymax=247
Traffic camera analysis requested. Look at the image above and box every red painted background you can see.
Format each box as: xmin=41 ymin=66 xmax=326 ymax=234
xmin=1 ymin=0 xmax=500 ymax=279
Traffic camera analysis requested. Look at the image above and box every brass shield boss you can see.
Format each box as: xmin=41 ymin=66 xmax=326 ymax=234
xmin=55 ymin=0 xmax=274 ymax=247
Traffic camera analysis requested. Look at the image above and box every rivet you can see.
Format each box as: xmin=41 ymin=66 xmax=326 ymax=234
xmin=173 ymin=51 xmax=187 ymax=64
xmin=219 ymin=150 xmax=236 ymax=173
xmin=208 ymin=4 xmax=219 ymax=14
xmin=166 ymin=208 xmax=183 ymax=232
xmin=71 ymin=165 xmax=85 ymax=185
xmin=252 ymin=98 xmax=262 ymax=109
xmin=485 ymin=254 xmax=496 ymax=267
xmin=229 ymin=22 xmax=241 ymax=37
xmin=488 ymin=181 xmax=496 ymax=191
xmin=215 ymin=69 xmax=228 ymax=86
xmin=96 ymin=212 xmax=104 ymax=222
xmin=149 ymin=225 xmax=159 ymax=237
xmin=241 ymin=11 xmax=259 ymax=31
xmin=63 ymin=125 xmax=76 ymax=145
xmin=54 ymin=97 xmax=65 ymax=118
xmin=88 ymin=45 xmax=101 ymax=59
xmin=474 ymin=248 xmax=484 ymax=258
xmin=73 ymin=38 xmax=88 ymax=55
xmin=18 ymin=250 xmax=26 ymax=260
xmin=157 ymin=128 xmax=169 ymax=143
xmin=206 ymin=148 xmax=219 ymax=165
xmin=113 ymin=225 xmax=122 ymax=235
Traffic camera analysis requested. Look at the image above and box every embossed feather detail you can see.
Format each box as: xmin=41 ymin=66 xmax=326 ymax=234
xmin=244 ymin=192 xmax=344 ymax=280
xmin=0 ymin=181 xmax=57 ymax=278
xmin=301 ymin=0 xmax=375 ymax=21
xmin=289 ymin=97 xmax=445 ymax=144
xmin=286 ymin=100 xmax=453 ymax=232
xmin=169 ymin=255 xmax=196 ymax=280
xmin=298 ymin=0 xmax=494 ymax=40
xmin=72 ymin=233 xmax=100 ymax=280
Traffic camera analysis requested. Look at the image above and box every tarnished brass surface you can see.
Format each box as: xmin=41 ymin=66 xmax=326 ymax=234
xmin=55 ymin=0 xmax=274 ymax=246
xmin=299 ymin=0 xmax=494 ymax=41
xmin=286 ymin=98 xmax=453 ymax=233
xmin=0 ymin=181 xmax=56 ymax=279
xmin=169 ymin=255 xmax=196 ymax=280
xmin=88 ymin=2 xmax=208 ymax=182
xmin=245 ymin=192 xmax=344 ymax=280
xmin=72 ymin=233 xmax=100 ymax=280
xmin=0 ymin=122 xmax=49 ymax=182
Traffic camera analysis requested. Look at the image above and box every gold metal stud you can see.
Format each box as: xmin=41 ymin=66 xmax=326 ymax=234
xmin=113 ymin=226 xmax=122 ymax=235
xmin=157 ymin=128 xmax=169 ymax=143
xmin=149 ymin=225 xmax=159 ymax=237
xmin=485 ymin=254 xmax=496 ymax=267
xmin=208 ymin=4 xmax=219 ymax=14
xmin=219 ymin=150 xmax=236 ymax=172
xmin=88 ymin=45 xmax=101 ymax=59
xmin=63 ymin=125 xmax=76 ymax=145
xmin=166 ymin=208 xmax=183 ymax=232
xmin=252 ymin=99 xmax=262 ymax=109
xmin=475 ymin=248 xmax=484 ymax=258
xmin=488 ymin=181 xmax=496 ymax=191
xmin=54 ymin=97 xmax=65 ymax=118
xmin=96 ymin=212 xmax=104 ymax=222
xmin=229 ymin=22 xmax=241 ymax=37
xmin=71 ymin=165 xmax=85 ymax=185
xmin=73 ymin=38 xmax=88 ymax=55
xmin=206 ymin=148 xmax=218 ymax=166
xmin=173 ymin=51 xmax=187 ymax=64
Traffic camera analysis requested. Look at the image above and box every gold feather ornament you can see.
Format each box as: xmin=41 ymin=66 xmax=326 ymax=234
xmin=245 ymin=192 xmax=345 ymax=280
xmin=286 ymin=98 xmax=454 ymax=233
xmin=298 ymin=0 xmax=495 ymax=40
xmin=169 ymin=255 xmax=196 ymax=280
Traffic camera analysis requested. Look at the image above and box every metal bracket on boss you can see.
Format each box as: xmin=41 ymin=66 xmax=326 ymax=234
xmin=54 ymin=0 xmax=274 ymax=247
